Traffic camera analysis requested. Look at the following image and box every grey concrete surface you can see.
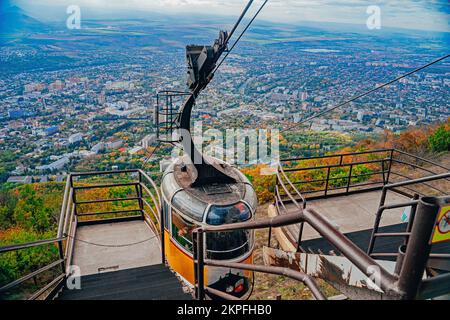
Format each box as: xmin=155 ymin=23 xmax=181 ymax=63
xmin=72 ymin=220 xmax=161 ymax=276
xmin=287 ymin=190 xmax=410 ymax=241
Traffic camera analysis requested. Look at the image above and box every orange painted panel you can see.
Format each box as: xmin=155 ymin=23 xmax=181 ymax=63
xmin=164 ymin=230 xmax=255 ymax=287
xmin=164 ymin=230 xmax=195 ymax=284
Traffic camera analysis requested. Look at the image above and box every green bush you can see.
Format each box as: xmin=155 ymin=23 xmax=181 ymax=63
xmin=428 ymin=126 xmax=450 ymax=152
xmin=0 ymin=229 xmax=59 ymax=287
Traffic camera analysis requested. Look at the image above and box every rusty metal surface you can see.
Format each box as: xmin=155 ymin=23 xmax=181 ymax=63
xmin=262 ymin=246 xmax=400 ymax=300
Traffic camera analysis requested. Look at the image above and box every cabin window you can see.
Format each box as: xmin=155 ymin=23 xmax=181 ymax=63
xmin=206 ymin=202 xmax=252 ymax=225
xmin=206 ymin=229 xmax=252 ymax=260
xmin=163 ymin=200 xmax=170 ymax=230
xmin=171 ymin=210 xmax=194 ymax=252
xmin=205 ymin=202 xmax=253 ymax=260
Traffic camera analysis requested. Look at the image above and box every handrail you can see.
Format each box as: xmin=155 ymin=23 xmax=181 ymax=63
xmin=393 ymin=149 xmax=450 ymax=172
xmin=281 ymin=148 xmax=450 ymax=172
xmin=0 ymin=168 xmax=165 ymax=300
xmin=193 ymin=208 xmax=411 ymax=300
xmin=367 ymin=172 xmax=450 ymax=256
xmin=280 ymin=148 xmax=392 ymax=162
xmin=0 ymin=237 xmax=66 ymax=254
xmin=139 ymin=169 xmax=162 ymax=209
xmin=275 ymin=148 xmax=449 ymax=205
xmin=205 ymin=259 xmax=326 ymax=300
xmin=278 ymin=165 xmax=306 ymax=209
xmin=383 ymin=172 xmax=450 ymax=189
xmin=0 ymin=259 xmax=65 ymax=293
xmin=269 ymin=149 xmax=449 ymax=299
xmin=282 ymin=158 xmax=389 ymax=172
xmin=193 ymin=212 xmax=327 ymax=300
xmin=57 ymin=177 xmax=71 ymax=238
xmin=70 ymin=169 xmax=141 ymax=177
xmin=390 ymin=171 xmax=447 ymax=195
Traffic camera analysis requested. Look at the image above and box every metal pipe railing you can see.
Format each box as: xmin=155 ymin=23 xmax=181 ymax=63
xmin=0 ymin=237 xmax=67 ymax=254
xmin=278 ymin=148 xmax=449 ymax=201
xmin=0 ymin=168 xmax=165 ymax=300
xmin=367 ymin=173 xmax=450 ymax=256
xmin=275 ymin=148 xmax=449 ymax=252
xmin=396 ymin=196 xmax=448 ymax=299
xmin=205 ymin=259 xmax=326 ymax=300
xmin=281 ymin=148 xmax=391 ymax=163
xmin=193 ymin=212 xmax=327 ymax=300
xmin=393 ymin=149 xmax=450 ymax=172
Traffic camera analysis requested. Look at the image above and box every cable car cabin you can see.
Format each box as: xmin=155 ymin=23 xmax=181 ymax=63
xmin=161 ymin=155 xmax=257 ymax=299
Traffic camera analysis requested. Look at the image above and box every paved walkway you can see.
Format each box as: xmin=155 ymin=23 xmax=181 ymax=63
xmin=285 ymin=190 xmax=410 ymax=242
xmin=72 ymin=220 xmax=161 ymax=276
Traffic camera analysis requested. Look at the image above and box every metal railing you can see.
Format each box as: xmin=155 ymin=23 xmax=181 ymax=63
xmin=278 ymin=148 xmax=449 ymax=202
xmin=193 ymin=195 xmax=450 ymax=300
xmin=0 ymin=169 xmax=163 ymax=300
xmin=264 ymin=148 xmax=450 ymax=299
xmin=273 ymin=148 xmax=450 ymax=251
xmin=192 ymin=213 xmax=327 ymax=301
xmin=367 ymin=172 xmax=450 ymax=258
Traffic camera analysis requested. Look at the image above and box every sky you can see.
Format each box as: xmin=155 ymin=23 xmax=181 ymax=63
xmin=14 ymin=0 xmax=450 ymax=33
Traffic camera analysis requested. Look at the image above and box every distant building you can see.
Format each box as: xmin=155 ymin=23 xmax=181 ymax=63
xmin=24 ymin=83 xmax=45 ymax=93
xmin=105 ymin=140 xmax=123 ymax=150
xmin=68 ymin=133 xmax=83 ymax=144
xmin=8 ymin=110 xmax=25 ymax=119
xmin=91 ymin=142 xmax=105 ymax=153
xmin=55 ymin=175 xmax=66 ymax=182
xmin=105 ymin=81 xmax=135 ymax=91
xmin=36 ymin=157 xmax=69 ymax=171
xmin=141 ymin=135 xmax=156 ymax=149
xmin=49 ymin=80 xmax=64 ymax=91
xmin=128 ymin=146 xmax=143 ymax=155
xmin=7 ymin=176 xmax=32 ymax=184
xmin=357 ymin=111 xmax=371 ymax=123
xmin=117 ymin=101 xmax=130 ymax=110
xmin=44 ymin=126 xmax=59 ymax=136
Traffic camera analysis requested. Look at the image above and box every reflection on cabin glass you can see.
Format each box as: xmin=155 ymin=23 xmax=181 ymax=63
xmin=163 ymin=200 xmax=170 ymax=230
xmin=206 ymin=202 xmax=251 ymax=225
xmin=206 ymin=229 xmax=252 ymax=260
xmin=171 ymin=210 xmax=194 ymax=252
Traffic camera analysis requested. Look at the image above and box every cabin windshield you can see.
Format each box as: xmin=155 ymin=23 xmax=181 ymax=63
xmin=205 ymin=202 xmax=253 ymax=260
xmin=206 ymin=202 xmax=251 ymax=225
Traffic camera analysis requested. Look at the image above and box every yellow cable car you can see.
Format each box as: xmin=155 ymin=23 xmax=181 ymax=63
xmin=153 ymin=9 xmax=262 ymax=298
xmin=161 ymin=155 xmax=257 ymax=298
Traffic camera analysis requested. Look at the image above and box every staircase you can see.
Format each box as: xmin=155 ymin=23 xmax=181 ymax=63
xmin=57 ymin=264 xmax=192 ymax=300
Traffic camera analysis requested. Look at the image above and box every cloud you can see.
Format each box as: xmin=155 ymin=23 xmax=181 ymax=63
xmin=16 ymin=0 xmax=450 ymax=32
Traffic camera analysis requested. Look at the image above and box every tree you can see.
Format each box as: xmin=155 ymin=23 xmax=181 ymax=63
xmin=0 ymin=190 xmax=17 ymax=230
xmin=12 ymin=186 xmax=52 ymax=233
xmin=428 ymin=125 xmax=450 ymax=153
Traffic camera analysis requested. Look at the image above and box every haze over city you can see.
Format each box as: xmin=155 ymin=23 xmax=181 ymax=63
xmin=11 ymin=0 xmax=450 ymax=32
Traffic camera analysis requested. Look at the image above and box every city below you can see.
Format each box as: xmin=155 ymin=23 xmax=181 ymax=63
xmin=0 ymin=4 xmax=449 ymax=183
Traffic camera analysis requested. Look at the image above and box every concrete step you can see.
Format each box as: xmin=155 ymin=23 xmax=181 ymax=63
xmin=60 ymin=277 xmax=182 ymax=300
xmin=57 ymin=264 xmax=191 ymax=300
xmin=79 ymin=265 xmax=172 ymax=287
xmin=64 ymin=269 xmax=177 ymax=294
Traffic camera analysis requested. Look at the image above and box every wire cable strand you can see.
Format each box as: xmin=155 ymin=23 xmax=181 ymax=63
xmin=141 ymin=141 xmax=162 ymax=169
xmin=280 ymin=54 xmax=450 ymax=133
xmin=226 ymin=0 xmax=255 ymax=43
xmin=67 ymin=233 xmax=158 ymax=248
xmin=213 ymin=0 xmax=270 ymax=75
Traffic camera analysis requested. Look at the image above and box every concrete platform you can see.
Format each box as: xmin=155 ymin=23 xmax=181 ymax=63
xmin=72 ymin=220 xmax=162 ymax=276
xmin=283 ymin=190 xmax=410 ymax=243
